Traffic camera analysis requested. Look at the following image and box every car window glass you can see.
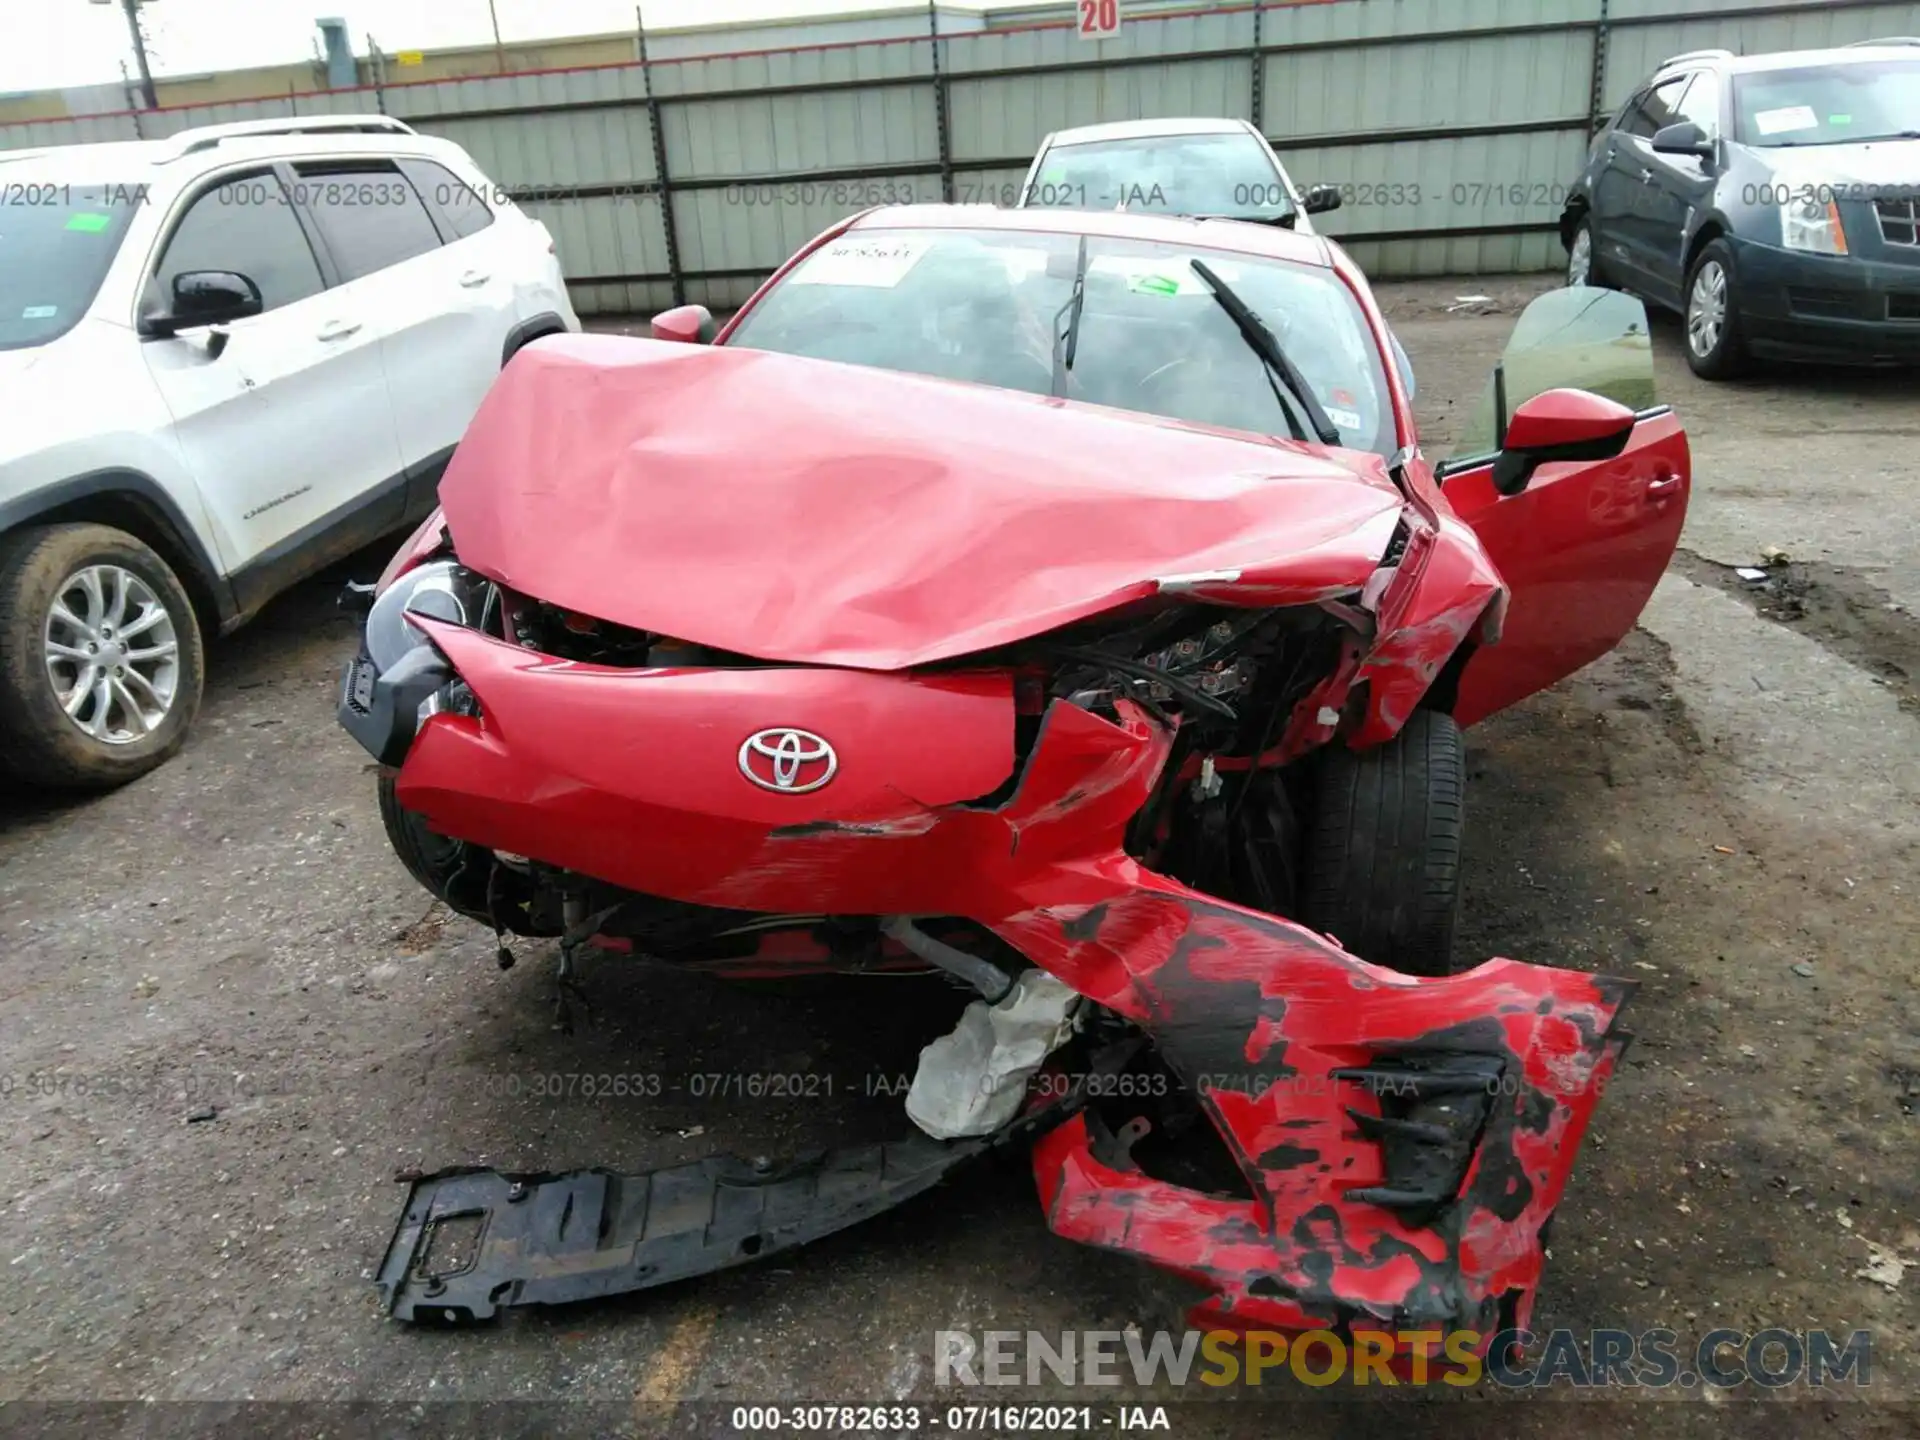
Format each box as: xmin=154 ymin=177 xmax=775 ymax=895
xmin=727 ymin=229 xmax=1396 ymax=457
xmin=293 ymin=162 xmax=442 ymax=279
xmin=154 ymin=170 xmax=324 ymax=314
xmin=1449 ymin=288 xmax=1656 ymax=460
xmin=1732 ymin=57 xmax=1920 ymax=146
xmin=399 ymin=158 xmax=495 ymax=240
xmin=0 ymin=181 xmax=140 ymax=351
xmin=1620 ymin=77 xmax=1689 ymax=138
xmin=1675 ymin=71 xmax=1722 ymax=137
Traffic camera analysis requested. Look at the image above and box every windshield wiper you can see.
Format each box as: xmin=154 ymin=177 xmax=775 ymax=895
xmin=1050 ymin=234 xmax=1090 ymax=399
xmin=1196 ymin=213 xmax=1298 ymax=229
xmin=1187 ymin=256 xmax=1342 ymax=446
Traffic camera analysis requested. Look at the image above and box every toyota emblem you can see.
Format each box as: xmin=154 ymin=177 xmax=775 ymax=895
xmin=739 ymin=728 xmax=837 ymax=793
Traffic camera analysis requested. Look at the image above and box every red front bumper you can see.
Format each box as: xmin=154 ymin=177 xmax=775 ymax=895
xmin=392 ymin=618 xmax=1630 ymax=1347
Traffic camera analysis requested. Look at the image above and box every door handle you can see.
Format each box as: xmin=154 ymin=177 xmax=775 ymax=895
xmin=459 ymin=270 xmax=491 ymax=288
xmin=317 ymin=320 xmax=362 ymax=342
xmin=1647 ymin=471 xmax=1682 ymax=499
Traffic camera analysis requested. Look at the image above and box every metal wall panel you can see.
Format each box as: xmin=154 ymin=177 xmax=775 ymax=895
xmin=1603 ymin=2 xmax=1920 ymax=107
xmin=418 ymin=109 xmax=660 ymax=188
xmin=945 ymin=7 xmax=1253 ymax=74
xmin=1606 ymin=0 xmax=1910 ymax=19
xmin=0 ymin=0 xmax=1875 ymax=304
xmin=952 ymin=166 xmax=1032 ymax=209
xmin=647 ymin=40 xmax=933 ymax=100
xmin=1266 ymin=0 xmax=1601 ymax=44
xmin=664 ymin=85 xmax=933 ymax=179
xmin=1341 ymin=229 xmax=1565 ymax=278
xmin=520 ymin=190 xmax=672 ymax=291
xmin=1263 ymin=30 xmax=1592 ymax=137
xmin=948 ymin=57 xmax=1252 ymax=161
xmin=645 ymin=11 xmax=978 ymax=61
xmin=1281 ymin=129 xmax=1589 ymax=238
xmin=393 ymin=66 xmax=654 ymax=119
xmin=295 ymin=89 xmax=394 ymax=118
xmin=138 ymin=100 xmax=298 ymax=136
xmin=672 ymin=183 xmax=838 ymax=277
xmin=0 ymin=114 xmax=138 ymax=146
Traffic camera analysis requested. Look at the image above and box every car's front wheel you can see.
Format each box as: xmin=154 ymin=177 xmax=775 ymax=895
xmin=1684 ymin=238 xmax=1751 ymax=379
xmin=379 ymin=774 xmax=498 ymax=924
xmin=1300 ymin=710 xmax=1466 ymax=977
xmin=1565 ymin=214 xmax=1608 ymax=288
xmin=0 ymin=523 xmax=204 ymax=790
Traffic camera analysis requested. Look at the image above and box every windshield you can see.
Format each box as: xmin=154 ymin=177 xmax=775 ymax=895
xmin=1023 ymin=132 xmax=1297 ymax=223
xmin=726 ymin=227 xmax=1396 ymax=456
xmin=0 ymin=181 xmax=140 ymax=351
xmin=1733 ymin=57 xmax=1920 ymax=145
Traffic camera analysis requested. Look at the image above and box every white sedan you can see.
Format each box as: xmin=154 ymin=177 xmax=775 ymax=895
xmin=1015 ymin=117 xmax=1342 ymax=233
xmin=1016 ymin=118 xmax=1413 ymax=395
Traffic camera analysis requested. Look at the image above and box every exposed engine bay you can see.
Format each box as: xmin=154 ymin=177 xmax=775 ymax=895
xmin=355 ymin=555 xmax=1360 ymax=981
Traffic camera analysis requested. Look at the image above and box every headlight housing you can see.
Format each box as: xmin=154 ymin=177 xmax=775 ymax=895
xmin=1780 ymin=194 xmax=1849 ymax=255
xmin=365 ymin=560 xmax=493 ymax=670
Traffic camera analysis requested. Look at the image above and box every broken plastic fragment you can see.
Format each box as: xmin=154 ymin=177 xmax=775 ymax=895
xmin=906 ymin=970 xmax=1079 ymax=1140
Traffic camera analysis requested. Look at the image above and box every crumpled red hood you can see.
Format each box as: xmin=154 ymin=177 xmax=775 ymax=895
xmin=437 ymin=334 xmax=1407 ymax=669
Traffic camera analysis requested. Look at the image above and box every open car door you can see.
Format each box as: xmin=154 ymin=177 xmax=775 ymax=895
xmin=1438 ymin=288 xmax=1690 ymax=726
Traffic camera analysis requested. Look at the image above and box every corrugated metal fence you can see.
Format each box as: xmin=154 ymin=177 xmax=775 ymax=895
xmin=4 ymin=0 xmax=1915 ymax=314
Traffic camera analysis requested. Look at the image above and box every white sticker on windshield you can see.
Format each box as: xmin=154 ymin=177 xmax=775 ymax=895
xmin=1325 ymin=405 xmax=1364 ymax=432
xmin=790 ymin=237 xmax=930 ymax=288
xmin=1753 ymin=105 xmax=1819 ymax=136
xmin=21 ymin=305 xmax=56 ymax=320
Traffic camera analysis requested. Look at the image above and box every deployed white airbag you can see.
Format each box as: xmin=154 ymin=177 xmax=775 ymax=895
xmin=905 ymin=970 xmax=1080 ymax=1140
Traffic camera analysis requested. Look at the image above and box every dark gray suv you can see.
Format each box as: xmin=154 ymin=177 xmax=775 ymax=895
xmin=1558 ymin=39 xmax=1919 ymax=378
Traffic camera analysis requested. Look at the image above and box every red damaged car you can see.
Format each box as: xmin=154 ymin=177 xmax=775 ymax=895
xmin=340 ymin=206 xmax=1689 ymax=1353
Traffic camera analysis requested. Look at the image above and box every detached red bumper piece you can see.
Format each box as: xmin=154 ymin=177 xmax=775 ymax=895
xmin=1017 ymin=894 xmax=1630 ymax=1343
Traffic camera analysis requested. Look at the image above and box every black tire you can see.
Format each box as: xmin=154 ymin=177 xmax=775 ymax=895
xmin=378 ymin=774 xmax=496 ymax=924
xmin=0 ymin=523 xmax=204 ymax=791
xmin=1565 ymin=212 xmax=1611 ymax=290
xmin=1683 ymin=237 xmax=1750 ymax=380
xmin=1300 ymin=710 xmax=1465 ymax=977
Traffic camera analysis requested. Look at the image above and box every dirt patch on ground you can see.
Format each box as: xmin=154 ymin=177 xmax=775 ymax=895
xmin=1671 ymin=551 xmax=1920 ymax=716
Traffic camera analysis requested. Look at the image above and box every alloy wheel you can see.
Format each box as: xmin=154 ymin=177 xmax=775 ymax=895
xmin=43 ymin=564 xmax=182 ymax=744
xmin=1567 ymin=228 xmax=1592 ymax=286
xmin=1688 ymin=261 xmax=1728 ymax=359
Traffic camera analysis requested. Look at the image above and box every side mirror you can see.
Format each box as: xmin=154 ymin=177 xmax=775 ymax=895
xmin=140 ymin=270 xmax=263 ymax=338
xmin=1651 ymin=120 xmax=1714 ymax=159
xmin=1491 ymin=388 xmax=1635 ymax=497
xmin=651 ymin=303 xmax=717 ymax=344
xmin=1301 ymin=183 xmax=1343 ymax=215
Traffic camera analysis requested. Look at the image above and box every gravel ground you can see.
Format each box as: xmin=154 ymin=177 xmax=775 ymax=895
xmin=1 ymin=275 xmax=1916 ymax=1439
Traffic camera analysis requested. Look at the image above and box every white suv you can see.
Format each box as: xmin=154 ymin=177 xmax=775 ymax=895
xmin=0 ymin=116 xmax=579 ymax=789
